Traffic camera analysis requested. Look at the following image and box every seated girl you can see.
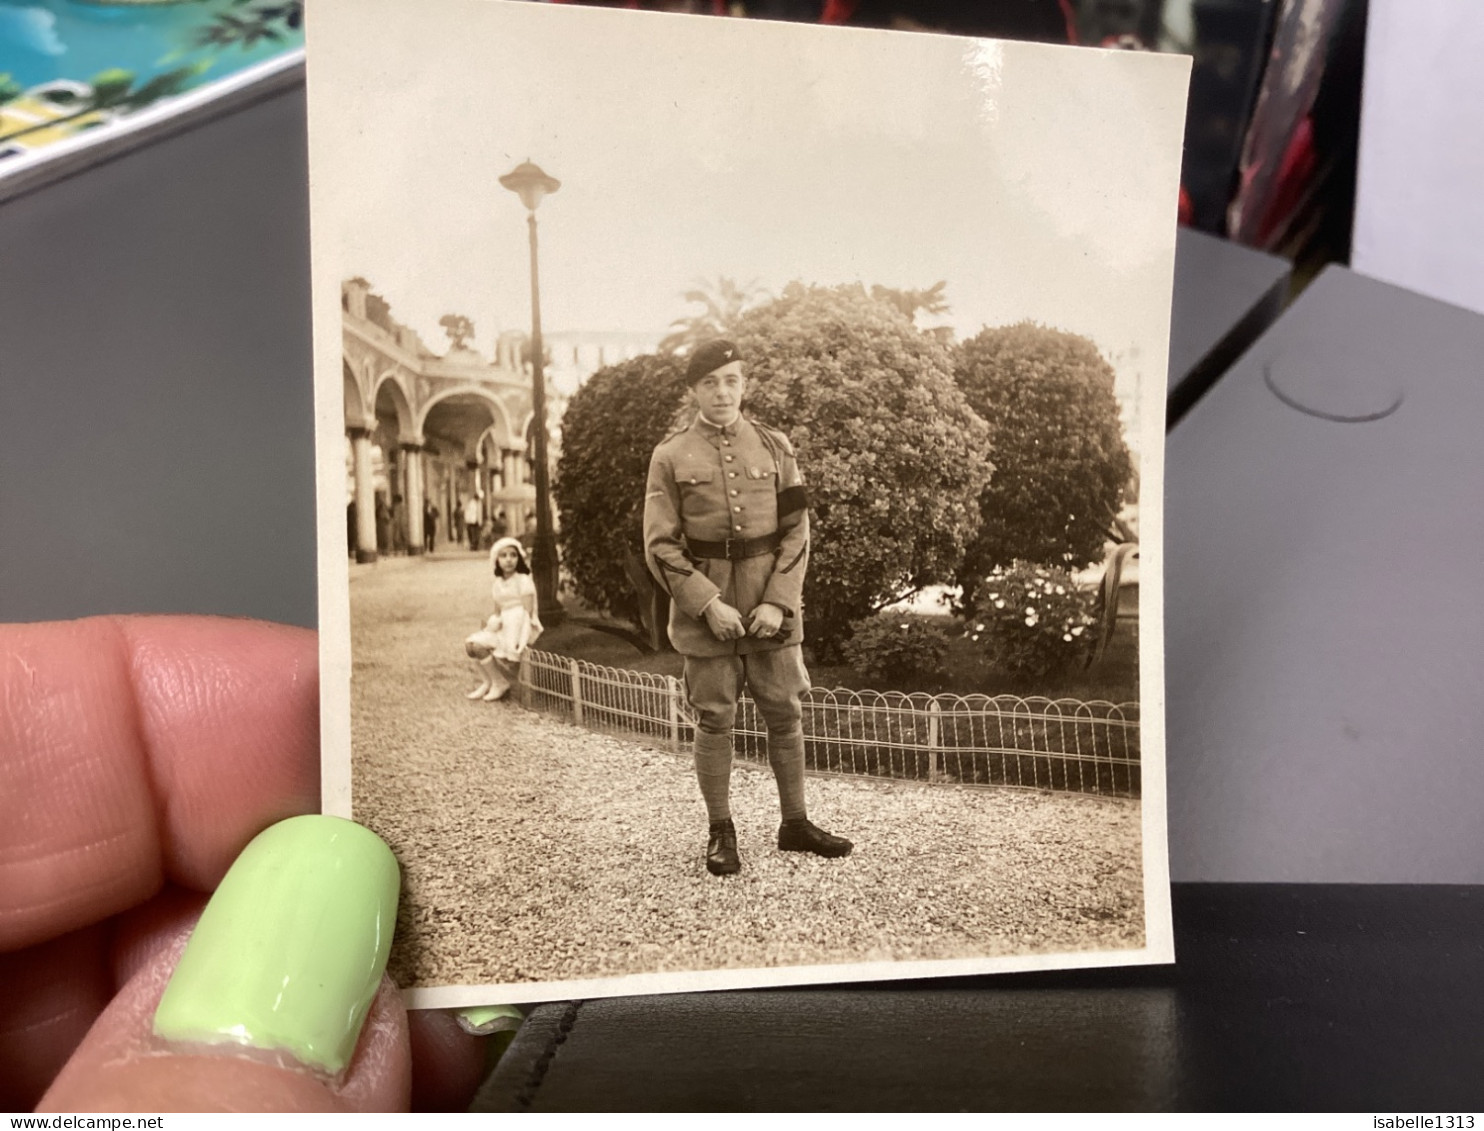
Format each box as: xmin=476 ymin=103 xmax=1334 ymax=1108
xmin=464 ymin=536 xmax=542 ymax=701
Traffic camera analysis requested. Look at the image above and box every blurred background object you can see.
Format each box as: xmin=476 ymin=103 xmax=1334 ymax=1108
xmin=1349 ymin=0 xmax=1484 ymax=317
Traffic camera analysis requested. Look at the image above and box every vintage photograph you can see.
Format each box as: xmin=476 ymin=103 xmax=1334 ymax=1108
xmin=309 ymin=0 xmax=1187 ymax=1004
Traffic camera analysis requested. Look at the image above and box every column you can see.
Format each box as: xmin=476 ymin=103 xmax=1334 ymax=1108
xmin=401 ymin=441 xmax=425 ymax=555
xmin=350 ymin=427 xmax=377 ymax=563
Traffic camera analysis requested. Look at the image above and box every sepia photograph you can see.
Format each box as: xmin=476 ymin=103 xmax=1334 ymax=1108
xmin=308 ymin=0 xmax=1188 ymax=1004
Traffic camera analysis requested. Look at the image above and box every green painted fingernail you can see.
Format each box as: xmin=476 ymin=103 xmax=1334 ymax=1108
xmin=457 ymin=1004 xmax=524 ymax=1036
xmin=153 ymin=815 xmax=400 ymax=1075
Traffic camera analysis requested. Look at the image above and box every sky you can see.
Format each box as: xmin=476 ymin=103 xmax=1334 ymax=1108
xmin=308 ymin=0 xmax=1189 ymax=404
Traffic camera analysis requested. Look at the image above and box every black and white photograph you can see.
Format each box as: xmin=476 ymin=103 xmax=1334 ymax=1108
xmin=309 ymin=0 xmax=1187 ymax=1004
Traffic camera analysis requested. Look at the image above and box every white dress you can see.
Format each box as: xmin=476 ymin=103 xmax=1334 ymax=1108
xmin=487 ymin=572 xmax=540 ymax=660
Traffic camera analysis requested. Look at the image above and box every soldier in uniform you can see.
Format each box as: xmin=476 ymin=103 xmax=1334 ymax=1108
xmin=644 ymin=339 xmax=853 ymax=876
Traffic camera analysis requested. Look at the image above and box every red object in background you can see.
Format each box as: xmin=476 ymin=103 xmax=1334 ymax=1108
xmin=1058 ymin=0 xmax=1078 ymax=44
xmin=820 ymin=0 xmax=855 ymax=21
xmin=1253 ymin=116 xmax=1316 ymax=248
xmin=1226 ymin=0 xmax=1344 ymax=247
xmin=1178 ymin=186 xmax=1194 ymax=226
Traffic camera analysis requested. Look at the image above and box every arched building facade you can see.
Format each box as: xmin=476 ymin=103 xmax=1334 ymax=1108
xmin=342 ymin=278 xmax=537 ymax=562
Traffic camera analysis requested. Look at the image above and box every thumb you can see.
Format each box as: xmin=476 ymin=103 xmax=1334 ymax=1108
xmin=40 ymin=816 xmax=411 ymax=1112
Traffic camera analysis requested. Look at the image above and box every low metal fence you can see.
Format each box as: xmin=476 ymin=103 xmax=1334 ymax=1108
xmin=517 ymin=649 xmax=1140 ymax=798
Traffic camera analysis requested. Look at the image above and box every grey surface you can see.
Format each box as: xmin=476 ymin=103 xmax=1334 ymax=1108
xmin=1166 ymin=265 xmax=1484 ymax=882
xmin=1167 ymin=227 xmax=1290 ymax=423
xmin=0 ymin=85 xmax=317 ymax=628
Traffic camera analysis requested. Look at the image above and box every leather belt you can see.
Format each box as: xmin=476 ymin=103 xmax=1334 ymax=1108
xmin=685 ymin=532 xmax=782 ymax=561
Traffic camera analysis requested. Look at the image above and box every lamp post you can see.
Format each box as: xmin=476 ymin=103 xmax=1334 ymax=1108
xmin=500 ymin=159 xmax=564 ymax=626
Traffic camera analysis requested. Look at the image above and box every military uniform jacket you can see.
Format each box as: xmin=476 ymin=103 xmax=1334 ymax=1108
xmin=643 ymin=413 xmax=809 ymax=658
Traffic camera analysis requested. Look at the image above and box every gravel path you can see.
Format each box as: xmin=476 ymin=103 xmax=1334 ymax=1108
xmin=350 ymin=554 xmax=1145 ymax=990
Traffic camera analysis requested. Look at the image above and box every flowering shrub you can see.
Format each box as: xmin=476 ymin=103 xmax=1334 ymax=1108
xmin=841 ymin=614 xmax=951 ymax=687
xmin=967 ymin=561 xmax=1096 ymax=680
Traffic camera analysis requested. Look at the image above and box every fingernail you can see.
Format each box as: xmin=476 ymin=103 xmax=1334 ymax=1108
xmin=456 ymin=1004 xmax=524 ymax=1036
xmin=153 ymin=815 xmax=400 ymax=1075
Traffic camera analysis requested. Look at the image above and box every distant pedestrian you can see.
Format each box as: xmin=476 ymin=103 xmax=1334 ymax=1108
xmin=463 ymin=494 xmax=482 ymax=551
xmin=391 ymin=494 xmax=407 ymax=554
xmin=423 ymin=499 xmax=439 ymax=553
xmin=519 ymin=513 xmax=538 ymax=555
xmin=375 ymin=492 xmax=391 ymax=554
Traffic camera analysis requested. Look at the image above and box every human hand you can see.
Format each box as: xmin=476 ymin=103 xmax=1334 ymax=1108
xmin=747 ymin=603 xmax=785 ymax=639
xmin=0 ymin=617 xmax=488 ymax=1112
xmin=702 ymin=600 xmax=747 ymax=642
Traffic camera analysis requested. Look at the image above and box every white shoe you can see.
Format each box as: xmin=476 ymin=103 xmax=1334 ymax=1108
xmin=483 ymin=686 xmax=509 ymax=702
xmin=466 ymin=684 xmax=491 ymax=700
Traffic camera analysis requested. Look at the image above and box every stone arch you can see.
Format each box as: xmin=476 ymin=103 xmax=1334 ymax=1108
xmin=417 ymin=385 xmax=514 ymax=449
xmin=372 ymin=370 xmax=417 ymax=443
xmin=343 ymin=360 xmax=371 ymax=430
xmin=514 ymin=406 xmax=538 ymax=441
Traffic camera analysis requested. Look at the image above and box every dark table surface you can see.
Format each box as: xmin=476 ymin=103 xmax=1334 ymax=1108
xmin=478 ymin=884 xmax=1484 ymax=1111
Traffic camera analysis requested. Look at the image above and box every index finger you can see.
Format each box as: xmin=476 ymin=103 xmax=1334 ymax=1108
xmin=0 ymin=616 xmax=319 ymax=951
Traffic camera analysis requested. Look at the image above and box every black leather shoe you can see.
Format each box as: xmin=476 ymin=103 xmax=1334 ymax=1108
xmin=777 ymin=818 xmax=853 ymax=858
xmin=706 ymin=819 xmax=741 ymax=876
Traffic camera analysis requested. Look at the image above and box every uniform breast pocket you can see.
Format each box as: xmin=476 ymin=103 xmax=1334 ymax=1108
xmin=678 ymin=468 xmax=716 ymax=514
xmin=745 ymin=465 xmax=777 ymax=496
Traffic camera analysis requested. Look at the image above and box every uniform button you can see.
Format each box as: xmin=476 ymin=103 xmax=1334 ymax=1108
xmin=734 ymin=525 xmax=743 ymax=532
xmin=730 ymin=489 xmax=739 ymax=496
xmin=729 ymin=472 xmax=737 ymax=478
xmin=733 ymin=506 xmax=742 ymax=512
xmin=725 ymin=455 xmax=734 ymax=462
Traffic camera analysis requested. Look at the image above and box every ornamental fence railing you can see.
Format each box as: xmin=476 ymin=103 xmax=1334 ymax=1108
xmin=516 ymin=648 xmax=1140 ymax=799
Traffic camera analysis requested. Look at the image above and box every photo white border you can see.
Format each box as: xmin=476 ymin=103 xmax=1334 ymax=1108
xmin=307 ymin=0 xmax=1185 ymax=1005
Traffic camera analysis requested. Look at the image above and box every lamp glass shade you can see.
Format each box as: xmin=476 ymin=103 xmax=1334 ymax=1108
xmin=500 ymin=161 xmax=560 ymax=211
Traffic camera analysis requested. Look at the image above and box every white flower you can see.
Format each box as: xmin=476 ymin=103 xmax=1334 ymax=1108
xmin=1055 ymin=585 xmax=1065 ymax=595
xmin=900 ymin=623 xmax=911 ymax=632
xmin=1071 ymin=626 xmax=1085 ymax=636
xmin=1063 ymin=633 xmax=1073 ymax=642
xmin=975 ymin=623 xmax=985 ymax=632
xmin=994 ymin=600 xmax=1005 ymax=609
xmin=970 ymin=634 xmax=980 ymax=642
xmin=1025 ymin=607 xmax=1035 ymax=616
xmin=987 ymin=593 xmax=999 ymax=600
xmin=1026 ymin=615 xmax=1038 ymax=627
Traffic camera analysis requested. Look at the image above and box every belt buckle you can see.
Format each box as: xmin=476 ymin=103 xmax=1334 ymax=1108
xmin=724 ymin=537 xmax=737 ymax=560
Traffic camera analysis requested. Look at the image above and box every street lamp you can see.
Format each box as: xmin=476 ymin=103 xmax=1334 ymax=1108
xmin=500 ymin=159 xmax=564 ymax=626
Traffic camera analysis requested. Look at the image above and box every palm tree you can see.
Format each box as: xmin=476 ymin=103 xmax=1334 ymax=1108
xmin=658 ymin=276 xmax=768 ymax=355
xmin=191 ymin=0 xmax=303 ymax=50
xmin=870 ymin=281 xmax=951 ymax=323
xmin=439 ymin=314 xmax=476 ymax=351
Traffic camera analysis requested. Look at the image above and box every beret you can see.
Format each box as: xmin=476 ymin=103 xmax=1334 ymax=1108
xmin=685 ymin=339 xmax=743 ymax=384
